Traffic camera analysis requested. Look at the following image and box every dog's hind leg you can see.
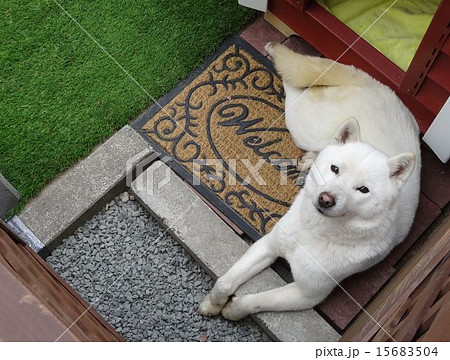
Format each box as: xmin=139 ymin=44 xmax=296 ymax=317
xmin=198 ymin=233 xmax=277 ymax=317
xmin=221 ymin=282 xmax=322 ymax=321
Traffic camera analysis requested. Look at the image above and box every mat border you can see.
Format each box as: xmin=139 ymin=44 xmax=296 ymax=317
xmin=132 ymin=35 xmax=283 ymax=241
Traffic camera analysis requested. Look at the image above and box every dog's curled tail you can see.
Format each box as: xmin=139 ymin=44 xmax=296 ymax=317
xmin=265 ymin=42 xmax=372 ymax=88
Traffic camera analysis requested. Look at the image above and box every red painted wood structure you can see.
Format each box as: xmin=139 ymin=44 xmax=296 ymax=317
xmin=268 ymin=0 xmax=450 ymax=133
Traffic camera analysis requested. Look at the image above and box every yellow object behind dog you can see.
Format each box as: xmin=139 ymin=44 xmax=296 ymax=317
xmin=317 ymin=0 xmax=440 ymax=71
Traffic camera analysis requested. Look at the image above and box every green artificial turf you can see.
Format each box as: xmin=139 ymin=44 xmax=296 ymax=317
xmin=0 ymin=0 xmax=256 ymax=216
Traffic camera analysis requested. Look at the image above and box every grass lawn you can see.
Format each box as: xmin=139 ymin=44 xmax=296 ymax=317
xmin=1 ymin=0 xmax=256 ymax=215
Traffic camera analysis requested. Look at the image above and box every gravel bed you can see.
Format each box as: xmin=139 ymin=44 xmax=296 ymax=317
xmin=46 ymin=192 xmax=271 ymax=342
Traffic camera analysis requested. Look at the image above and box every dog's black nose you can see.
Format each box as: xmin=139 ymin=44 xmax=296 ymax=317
xmin=319 ymin=192 xmax=336 ymax=208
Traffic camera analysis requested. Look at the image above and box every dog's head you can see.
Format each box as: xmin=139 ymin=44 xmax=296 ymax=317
xmin=303 ymin=118 xmax=415 ymax=219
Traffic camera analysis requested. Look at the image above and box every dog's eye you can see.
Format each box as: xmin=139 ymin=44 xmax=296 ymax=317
xmin=331 ymin=165 xmax=339 ymax=174
xmin=357 ymin=186 xmax=369 ymax=193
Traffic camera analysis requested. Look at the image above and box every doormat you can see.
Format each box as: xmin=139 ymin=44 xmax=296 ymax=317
xmin=133 ymin=36 xmax=304 ymax=240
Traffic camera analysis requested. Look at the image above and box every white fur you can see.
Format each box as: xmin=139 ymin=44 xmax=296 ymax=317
xmin=198 ymin=43 xmax=421 ymax=321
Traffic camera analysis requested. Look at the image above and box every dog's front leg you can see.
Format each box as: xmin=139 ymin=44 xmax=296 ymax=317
xmin=198 ymin=233 xmax=277 ymax=317
xmin=221 ymin=282 xmax=321 ymax=321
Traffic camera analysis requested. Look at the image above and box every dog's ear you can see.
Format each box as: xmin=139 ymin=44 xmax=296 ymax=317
xmin=333 ymin=117 xmax=360 ymax=144
xmin=388 ymin=152 xmax=415 ymax=188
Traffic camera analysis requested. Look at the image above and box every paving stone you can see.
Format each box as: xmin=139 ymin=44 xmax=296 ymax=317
xmin=386 ymin=193 xmax=441 ymax=266
xmin=282 ymin=35 xmax=322 ymax=57
xmin=132 ymin=161 xmax=339 ymax=342
xmin=19 ymin=126 xmax=152 ymax=249
xmin=240 ymin=16 xmax=286 ymax=56
xmin=420 ymin=144 xmax=450 ymax=209
xmin=318 ymin=260 xmax=396 ymax=331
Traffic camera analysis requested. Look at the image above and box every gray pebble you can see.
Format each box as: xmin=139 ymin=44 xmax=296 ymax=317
xmin=46 ymin=197 xmax=270 ymax=342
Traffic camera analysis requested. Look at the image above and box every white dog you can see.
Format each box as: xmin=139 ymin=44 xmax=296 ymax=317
xmin=198 ymin=42 xmax=421 ymax=321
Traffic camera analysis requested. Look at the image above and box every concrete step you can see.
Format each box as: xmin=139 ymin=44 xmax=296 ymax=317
xmin=18 ymin=125 xmax=152 ymax=250
xmin=131 ymin=160 xmax=340 ymax=342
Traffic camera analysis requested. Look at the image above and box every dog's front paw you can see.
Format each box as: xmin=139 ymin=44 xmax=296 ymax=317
xmin=197 ymin=294 xmax=225 ymax=317
xmin=221 ymin=296 xmax=249 ymax=321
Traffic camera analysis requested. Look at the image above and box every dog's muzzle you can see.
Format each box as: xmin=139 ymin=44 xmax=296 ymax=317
xmin=318 ymin=192 xmax=336 ymax=209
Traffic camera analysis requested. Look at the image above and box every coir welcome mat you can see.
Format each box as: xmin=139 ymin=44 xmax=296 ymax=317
xmin=133 ymin=36 xmax=304 ymax=240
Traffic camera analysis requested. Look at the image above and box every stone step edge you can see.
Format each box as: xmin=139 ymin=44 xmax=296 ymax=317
xmin=131 ymin=160 xmax=340 ymax=342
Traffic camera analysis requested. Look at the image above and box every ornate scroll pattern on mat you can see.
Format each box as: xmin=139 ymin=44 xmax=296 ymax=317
xmin=139 ymin=41 xmax=304 ymax=236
